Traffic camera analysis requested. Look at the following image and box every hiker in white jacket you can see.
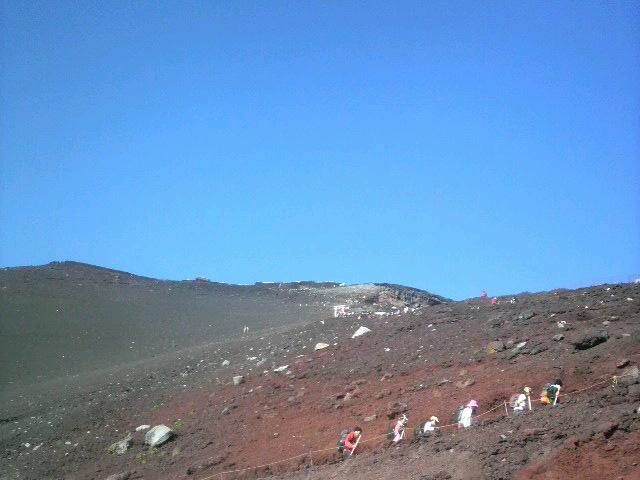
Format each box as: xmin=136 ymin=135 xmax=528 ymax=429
xmin=458 ymin=400 xmax=478 ymax=428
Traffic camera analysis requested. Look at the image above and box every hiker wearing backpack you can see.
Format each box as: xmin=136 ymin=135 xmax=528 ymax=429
xmin=510 ymin=387 xmax=532 ymax=415
xmin=457 ymin=400 xmax=478 ymax=428
xmin=337 ymin=426 xmax=362 ymax=455
xmin=391 ymin=414 xmax=408 ymax=443
xmin=540 ymin=380 xmax=562 ymax=405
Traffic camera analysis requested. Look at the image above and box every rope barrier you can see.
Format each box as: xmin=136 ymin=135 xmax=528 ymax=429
xmin=198 ymin=371 xmax=636 ymax=480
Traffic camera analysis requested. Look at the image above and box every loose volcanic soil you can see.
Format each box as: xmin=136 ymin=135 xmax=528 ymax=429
xmin=1 ymin=273 xmax=639 ymax=480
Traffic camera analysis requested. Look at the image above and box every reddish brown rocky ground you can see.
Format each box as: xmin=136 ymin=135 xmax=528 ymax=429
xmin=1 ymin=282 xmax=639 ymax=480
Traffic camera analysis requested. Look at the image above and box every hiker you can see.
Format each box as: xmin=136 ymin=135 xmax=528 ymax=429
xmin=392 ymin=414 xmax=408 ymax=443
xmin=458 ymin=400 xmax=478 ymax=428
xmin=491 ymin=296 xmax=497 ymax=305
xmin=511 ymin=387 xmax=532 ymax=415
xmin=480 ymin=291 xmax=487 ymax=300
xmin=540 ymin=380 xmax=562 ymax=405
xmin=338 ymin=426 xmax=362 ymax=455
xmin=422 ymin=416 xmax=439 ymax=433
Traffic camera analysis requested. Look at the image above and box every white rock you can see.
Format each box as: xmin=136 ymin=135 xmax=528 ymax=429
xmin=352 ymin=326 xmax=371 ymax=338
xmin=135 ymin=425 xmax=150 ymax=432
xmin=273 ymin=365 xmax=289 ymax=373
xmin=221 ymin=360 xmax=230 ymax=367
xmin=314 ymin=343 xmax=330 ymax=351
xmin=144 ymin=425 xmax=174 ymax=447
xmin=232 ymin=375 xmax=245 ymax=385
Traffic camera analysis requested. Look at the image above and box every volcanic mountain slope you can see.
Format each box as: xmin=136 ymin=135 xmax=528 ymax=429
xmin=0 ymin=261 xmax=446 ymax=389
xmin=0 ymin=277 xmax=639 ymax=480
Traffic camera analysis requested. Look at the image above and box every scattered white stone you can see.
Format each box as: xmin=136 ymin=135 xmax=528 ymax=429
xmin=232 ymin=375 xmax=245 ymax=385
xmin=273 ymin=365 xmax=289 ymax=373
xmin=135 ymin=425 xmax=150 ymax=432
xmin=23 ymin=443 xmax=31 ymax=448
xmin=314 ymin=343 xmax=330 ymax=351
xmin=352 ymin=326 xmax=371 ymax=338
xmin=221 ymin=360 xmax=230 ymax=367
xmin=516 ymin=341 xmax=527 ymax=349
xmin=627 ymin=298 xmax=634 ymax=301
xmin=384 ymin=347 xmax=391 ymax=352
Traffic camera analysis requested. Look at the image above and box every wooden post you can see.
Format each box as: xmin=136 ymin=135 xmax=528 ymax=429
xmin=553 ymin=387 xmax=560 ymax=405
xmin=504 ymin=400 xmax=509 ymax=416
xmin=527 ymin=394 xmax=532 ymax=411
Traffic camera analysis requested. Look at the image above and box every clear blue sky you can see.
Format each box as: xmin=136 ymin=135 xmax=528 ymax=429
xmin=1 ymin=1 xmax=639 ymax=299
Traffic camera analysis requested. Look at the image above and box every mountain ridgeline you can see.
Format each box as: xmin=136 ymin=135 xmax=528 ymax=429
xmin=0 ymin=261 xmax=448 ymax=387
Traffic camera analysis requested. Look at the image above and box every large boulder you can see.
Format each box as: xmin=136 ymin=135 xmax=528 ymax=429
xmin=145 ymin=425 xmax=174 ymax=447
xmin=570 ymin=330 xmax=609 ymax=350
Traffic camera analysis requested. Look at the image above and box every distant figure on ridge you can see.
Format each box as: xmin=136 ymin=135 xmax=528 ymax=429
xmin=243 ymin=325 xmax=249 ymax=334
xmin=480 ymin=291 xmax=487 ymax=300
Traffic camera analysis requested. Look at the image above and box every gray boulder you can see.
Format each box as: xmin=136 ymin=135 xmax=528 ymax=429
xmin=514 ymin=310 xmax=536 ymax=322
xmin=619 ymin=365 xmax=639 ymax=386
xmin=145 ymin=425 xmax=174 ymax=447
xmin=570 ymin=331 xmax=609 ymax=350
xmin=107 ymin=435 xmax=131 ymax=455
xmin=105 ymin=473 xmax=132 ymax=480
xmin=486 ymin=341 xmax=505 ymax=353
xmin=232 ymin=375 xmax=244 ymax=385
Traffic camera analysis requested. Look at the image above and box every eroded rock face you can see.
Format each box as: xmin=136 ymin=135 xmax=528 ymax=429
xmin=570 ymin=331 xmax=609 ymax=350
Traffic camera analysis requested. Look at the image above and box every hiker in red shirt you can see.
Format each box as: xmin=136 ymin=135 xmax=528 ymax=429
xmin=342 ymin=427 xmax=362 ymax=455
